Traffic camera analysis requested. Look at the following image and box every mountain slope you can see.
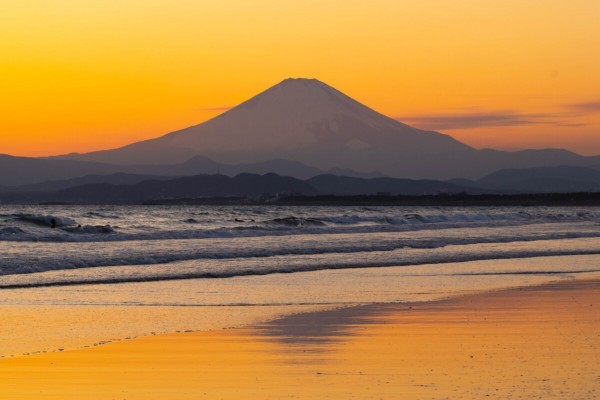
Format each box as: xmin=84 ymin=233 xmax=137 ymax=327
xmin=0 ymin=154 xmax=219 ymax=186
xmin=52 ymin=78 xmax=474 ymax=175
xmin=0 ymin=173 xmax=174 ymax=193
xmin=0 ymin=173 xmax=478 ymax=204
xmin=476 ymin=166 xmax=600 ymax=192
xmin=33 ymin=173 xmax=319 ymax=204
xmin=308 ymin=175 xmax=471 ymax=196
xmin=0 ymin=154 xmax=380 ymax=187
xmin=5 ymin=168 xmax=600 ymax=205
xmin=0 ymin=154 xmax=127 ymax=186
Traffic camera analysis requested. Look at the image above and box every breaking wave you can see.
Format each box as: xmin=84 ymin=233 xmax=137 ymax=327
xmin=2 ymin=238 xmax=600 ymax=288
xmin=2 ymin=205 xmax=600 ymax=288
xmin=0 ymin=208 xmax=598 ymax=243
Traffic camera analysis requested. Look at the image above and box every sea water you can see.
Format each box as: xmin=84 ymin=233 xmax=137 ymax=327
xmin=1 ymin=204 xmax=600 ymax=286
xmin=1 ymin=204 xmax=600 ymax=357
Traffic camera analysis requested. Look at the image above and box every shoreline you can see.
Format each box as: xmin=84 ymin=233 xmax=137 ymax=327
xmin=1 ymin=255 xmax=600 ymax=360
xmin=1 ymin=277 xmax=598 ymax=398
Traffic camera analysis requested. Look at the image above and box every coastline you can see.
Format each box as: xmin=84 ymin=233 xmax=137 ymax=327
xmin=1 ymin=277 xmax=598 ymax=399
xmin=2 ymin=254 xmax=599 ymax=359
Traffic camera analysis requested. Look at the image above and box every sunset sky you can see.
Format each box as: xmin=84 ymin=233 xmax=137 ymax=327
xmin=1 ymin=0 xmax=599 ymax=157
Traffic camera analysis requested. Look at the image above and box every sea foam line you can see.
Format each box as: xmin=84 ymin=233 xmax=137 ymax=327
xmin=2 ymin=239 xmax=599 ymax=289
xmin=2 ymin=228 xmax=600 ymax=276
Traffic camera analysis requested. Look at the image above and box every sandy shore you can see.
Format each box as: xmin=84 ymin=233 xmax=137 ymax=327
xmin=1 ymin=278 xmax=598 ymax=399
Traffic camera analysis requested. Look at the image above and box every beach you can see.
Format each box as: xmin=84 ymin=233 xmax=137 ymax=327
xmin=1 ymin=277 xmax=598 ymax=399
xmin=1 ymin=205 xmax=600 ymax=398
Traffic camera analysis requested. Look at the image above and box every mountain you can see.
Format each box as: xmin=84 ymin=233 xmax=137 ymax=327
xmin=474 ymin=166 xmax=600 ymax=193
xmin=327 ymin=168 xmax=384 ymax=179
xmin=218 ymin=159 xmax=320 ymax=179
xmin=53 ymin=78 xmax=470 ymax=168
xmin=219 ymin=159 xmax=384 ymax=180
xmin=0 ymin=173 xmax=175 ymax=193
xmin=0 ymin=153 xmax=381 ymax=187
xmin=51 ymin=78 xmax=599 ymax=179
xmin=5 ymin=167 xmax=599 ymax=205
xmin=0 ymin=154 xmax=127 ymax=186
xmin=0 ymin=173 xmax=479 ymax=205
xmin=0 ymin=153 xmax=219 ymax=186
xmin=12 ymin=173 xmax=319 ymax=204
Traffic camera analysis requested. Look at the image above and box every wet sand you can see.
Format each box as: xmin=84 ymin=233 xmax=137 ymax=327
xmin=1 ymin=279 xmax=598 ymax=399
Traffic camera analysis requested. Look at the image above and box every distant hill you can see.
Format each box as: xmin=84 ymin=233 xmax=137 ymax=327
xmin=0 ymin=153 xmax=216 ymax=186
xmin=3 ymin=167 xmax=600 ymax=205
xmin=219 ymin=159 xmax=384 ymax=180
xmin=0 ymin=153 xmax=380 ymax=187
xmin=0 ymin=173 xmax=174 ymax=193
xmin=17 ymin=173 xmax=319 ymax=204
xmin=308 ymin=175 xmax=472 ymax=196
xmin=475 ymin=166 xmax=600 ymax=193
xmin=0 ymin=173 xmax=476 ymax=204
xmin=0 ymin=154 xmax=128 ymax=186
xmin=50 ymin=78 xmax=599 ymax=180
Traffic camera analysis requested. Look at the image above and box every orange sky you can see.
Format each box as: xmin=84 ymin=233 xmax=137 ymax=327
xmin=1 ymin=0 xmax=599 ymax=157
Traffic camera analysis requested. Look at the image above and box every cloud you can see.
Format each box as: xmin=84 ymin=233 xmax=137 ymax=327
xmin=555 ymin=122 xmax=589 ymax=128
xmin=200 ymin=106 xmax=233 ymax=112
xmin=398 ymin=110 xmax=559 ymax=130
xmin=565 ymin=100 xmax=600 ymax=113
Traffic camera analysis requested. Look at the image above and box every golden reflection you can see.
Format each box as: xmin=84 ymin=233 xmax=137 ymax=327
xmin=0 ymin=280 xmax=598 ymax=399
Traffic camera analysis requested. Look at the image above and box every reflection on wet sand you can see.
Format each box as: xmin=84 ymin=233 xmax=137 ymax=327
xmin=256 ymin=304 xmax=400 ymax=347
xmin=252 ymin=279 xmax=600 ymax=399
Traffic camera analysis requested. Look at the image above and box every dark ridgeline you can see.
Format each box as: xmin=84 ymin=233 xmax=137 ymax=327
xmin=471 ymin=166 xmax=600 ymax=193
xmin=307 ymin=175 xmax=469 ymax=196
xmin=1 ymin=169 xmax=600 ymax=205
xmin=14 ymin=173 xmax=318 ymax=204
xmin=0 ymin=154 xmax=379 ymax=187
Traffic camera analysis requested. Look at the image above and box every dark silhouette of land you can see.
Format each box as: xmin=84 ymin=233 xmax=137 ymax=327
xmin=1 ymin=172 xmax=600 ymax=205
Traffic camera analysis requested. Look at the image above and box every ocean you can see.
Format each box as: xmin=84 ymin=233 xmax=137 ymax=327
xmin=1 ymin=204 xmax=599 ymax=287
xmin=1 ymin=204 xmax=600 ymax=357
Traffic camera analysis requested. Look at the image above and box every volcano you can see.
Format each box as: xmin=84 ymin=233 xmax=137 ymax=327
xmin=55 ymin=78 xmax=598 ymax=179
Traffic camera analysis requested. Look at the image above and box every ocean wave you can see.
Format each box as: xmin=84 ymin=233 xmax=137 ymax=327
xmin=82 ymin=212 xmax=120 ymax=219
xmin=268 ymin=216 xmax=325 ymax=227
xmin=2 ymin=239 xmax=599 ymax=289
xmin=13 ymin=214 xmax=78 ymax=227
xmin=1 ymin=210 xmax=598 ymax=243
xmin=62 ymin=225 xmax=116 ymax=234
xmin=0 ymin=226 xmax=26 ymax=235
xmin=1 ymin=227 xmax=599 ymax=276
